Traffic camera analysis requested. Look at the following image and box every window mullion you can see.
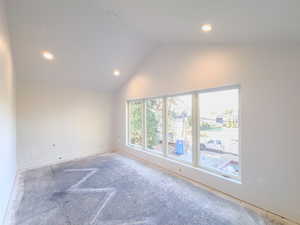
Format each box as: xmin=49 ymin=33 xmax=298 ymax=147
xmin=192 ymin=93 xmax=199 ymax=167
xmin=143 ymin=100 xmax=147 ymax=150
xmin=127 ymin=86 xmax=240 ymax=180
xmin=162 ymin=97 xmax=167 ymax=157
xmin=126 ymin=102 xmax=130 ymax=146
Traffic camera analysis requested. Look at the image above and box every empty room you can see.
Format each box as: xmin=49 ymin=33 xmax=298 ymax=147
xmin=1 ymin=0 xmax=299 ymax=225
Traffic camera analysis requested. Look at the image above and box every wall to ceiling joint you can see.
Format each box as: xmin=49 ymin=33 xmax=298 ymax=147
xmin=3 ymin=0 xmax=300 ymax=223
xmin=114 ymin=44 xmax=300 ymax=223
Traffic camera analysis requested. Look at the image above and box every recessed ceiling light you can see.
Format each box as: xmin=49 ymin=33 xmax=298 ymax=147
xmin=42 ymin=51 xmax=54 ymax=60
xmin=201 ymin=24 xmax=212 ymax=32
xmin=113 ymin=69 xmax=120 ymax=77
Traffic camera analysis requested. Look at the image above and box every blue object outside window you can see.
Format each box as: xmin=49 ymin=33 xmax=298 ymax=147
xmin=175 ymin=140 xmax=184 ymax=155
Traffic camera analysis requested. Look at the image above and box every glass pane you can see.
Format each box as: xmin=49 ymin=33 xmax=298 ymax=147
xmin=199 ymin=89 xmax=239 ymax=177
xmin=129 ymin=101 xmax=143 ymax=147
xmin=146 ymin=98 xmax=163 ymax=153
xmin=167 ymin=95 xmax=192 ymax=163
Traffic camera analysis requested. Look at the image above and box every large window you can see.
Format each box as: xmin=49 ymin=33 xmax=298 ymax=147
xmin=127 ymin=86 xmax=240 ymax=180
xmin=146 ymin=98 xmax=163 ymax=153
xmin=128 ymin=101 xmax=143 ymax=147
xmin=199 ymin=89 xmax=239 ymax=177
xmin=167 ymin=95 xmax=192 ymax=163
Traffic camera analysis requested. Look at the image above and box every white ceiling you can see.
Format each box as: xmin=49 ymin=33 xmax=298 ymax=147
xmin=7 ymin=0 xmax=300 ymax=91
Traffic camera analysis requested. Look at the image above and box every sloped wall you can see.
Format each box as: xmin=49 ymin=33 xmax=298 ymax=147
xmin=0 ymin=0 xmax=16 ymax=223
xmin=114 ymin=44 xmax=300 ymax=223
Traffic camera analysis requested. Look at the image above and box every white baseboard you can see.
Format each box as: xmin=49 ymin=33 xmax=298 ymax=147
xmin=18 ymin=150 xmax=113 ymax=173
xmin=117 ymin=148 xmax=299 ymax=225
xmin=4 ymin=150 xmax=298 ymax=225
xmin=2 ymin=173 xmax=23 ymax=225
xmin=3 ymin=151 xmax=115 ymax=225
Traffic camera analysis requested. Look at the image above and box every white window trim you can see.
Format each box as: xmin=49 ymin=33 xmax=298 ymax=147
xmin=144 ymin=97 xmax=165 ymax=154
xmin=197 ymin=86 xmax=242 ymax=181
xmin=162 ymin=97 xmax=167 ymax=157
xmin=126 ymin=84 xmax=241 ymax=182
xmin=165 ymin=93 xmax=193 ymax=165
xmin=127 ymin=99 xmax=144 ymax=149
xmin=192 ymin=93 xmax=199 ymax=167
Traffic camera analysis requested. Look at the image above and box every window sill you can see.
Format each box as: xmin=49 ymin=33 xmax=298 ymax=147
xmin=126 ymin=144 xmax=241 ymax=184
xmin=127 ymin=144 xmax=163 ymax=157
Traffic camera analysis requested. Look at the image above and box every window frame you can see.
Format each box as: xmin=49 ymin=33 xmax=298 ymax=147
xmin=127 ymin=99 xmax=145 ymax=150
xmin=126 ymin=85 xmax=241 ymax=181
xmin=197 ymin=86 xmax=241 ymax=180
xmin=144 ymin=97 xmax=164 ymax=155
xmin=165 ymin=93 xmax=194 ymax=165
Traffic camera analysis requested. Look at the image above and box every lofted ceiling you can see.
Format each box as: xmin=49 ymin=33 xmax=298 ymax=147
xmin=7 ymin=0 xmax=300 ymax=91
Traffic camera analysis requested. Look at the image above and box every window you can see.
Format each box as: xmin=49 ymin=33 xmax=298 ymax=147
xmin=199 ymin=88 xmax=240 ymax=177
xmin=126 ymin=86 xmax=240 ymax=180
xmin=146 ymin=98 xmax=163 ymax=153
xmin=128 ymin=101 xmax=144 ymax=147
xmin=167 ymin=95 xmax=192 ymax=163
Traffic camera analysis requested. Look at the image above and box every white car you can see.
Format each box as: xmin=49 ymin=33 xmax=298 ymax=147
xmin=200 ymin=139 xmax=224 ymax=152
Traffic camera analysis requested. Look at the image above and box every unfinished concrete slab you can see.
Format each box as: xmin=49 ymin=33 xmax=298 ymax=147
xmin=13 ymin=154 xmax=284 ymax=225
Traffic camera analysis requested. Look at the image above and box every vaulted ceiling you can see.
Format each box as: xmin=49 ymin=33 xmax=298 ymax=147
xmin=7 ymin=0 xmax=300 ymax=91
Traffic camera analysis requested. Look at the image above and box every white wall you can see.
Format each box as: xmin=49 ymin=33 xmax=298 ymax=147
xmin=17 ymin=81 xmax=113 ymax=170
xmin=114 ymin=44 xmax=300 ymax=223
xmin=0 ymin=0 xmax=16 ymax=223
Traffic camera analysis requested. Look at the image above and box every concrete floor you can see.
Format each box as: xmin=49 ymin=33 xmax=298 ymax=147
xmin=13 ymin=154 xmax=283 ymax=225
